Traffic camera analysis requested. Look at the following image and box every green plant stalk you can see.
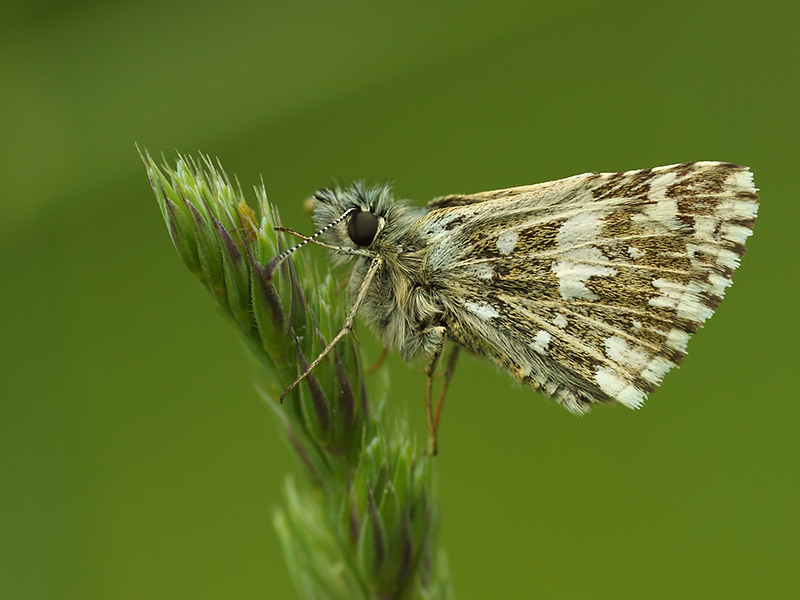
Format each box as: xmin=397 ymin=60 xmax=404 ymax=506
xmin=144 ymin=151 xmax=452 ymax=600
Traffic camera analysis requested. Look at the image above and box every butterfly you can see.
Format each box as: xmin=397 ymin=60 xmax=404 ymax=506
xmin=267 ymin=162 xmax=758 ymax=453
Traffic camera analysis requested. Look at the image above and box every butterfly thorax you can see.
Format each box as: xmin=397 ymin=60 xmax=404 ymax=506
xmin=313 ymin=183 xmax=443 ymax=359
xmin=350 ymin=208 xmax=449 ymax=361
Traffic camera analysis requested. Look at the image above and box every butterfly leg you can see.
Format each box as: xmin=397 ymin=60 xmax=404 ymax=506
xmin=433 ymin=345 xmax=460 ymax=433
xmin=423 ymin=326 xmax=447 ymax=455
xmin=280 ymin=255 xmax=383 ymax=401
xmin=365 ymin=346 xmax=389 ymax=375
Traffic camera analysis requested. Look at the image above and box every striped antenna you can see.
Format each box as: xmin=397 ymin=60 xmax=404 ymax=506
xmin=264 ymin=206 xmax=357 ymax=280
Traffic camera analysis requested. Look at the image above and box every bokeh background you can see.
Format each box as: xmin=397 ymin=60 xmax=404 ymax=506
xmin=2 ymin=1 xmax=798 ymax=598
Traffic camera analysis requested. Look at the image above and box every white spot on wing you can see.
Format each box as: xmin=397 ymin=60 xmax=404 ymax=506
xmin=628 ymin=246 xmax=644 ymax=259
xmin=640 ymin=355 xmax=675 ymax=386
xmin=496 ymin=230 xmax=519 ymax=255
xmin=722 ymin=223 xmax=753 ymax=245
xmin=631 ymin=170 xmax=683 ymax=231
xmin=604 ymin=336 xmax=649 ymax=370
xmin=553 ymin=313 xmax=568 ymax=328
xmin=552 ymin=248 xmax=617 ymax=301
xmin=707 ymin=273 xmax=731 ymax=296
xmin=675 ymin=281 xmax=714 ymax=323
xmin=665 ymin=328 xmax=690 ymax=352
xmin=693 ymin=215 xmax=717 ymax=242
xmin=423 ymin=210 xmax=463 ymax=236
xmin=595 ymin=367 xmax=645 ymax=408
xmin=594 ymin=367 xmax=644 ymax=408
xmin=729 ymin=167 xmax=755 ymax=193
xmin=530 ymin=330 xmax=551 ymax=354
xmin=649 ymin=277 xmax=684 ymax=310
xmin=464 ymin=301 xmax=500 ymax=321
xmin=557 ymin=211 xmax=606 ymax=245
xmin=617 ymin=385 xmax=646 ymax=408
xmin=720 ymin=197 xmax=758 ymax=220
xmin=552 ymin=211 xmax=617 ymax=301
xmin=641 ymin=197 xmax=681 ymax=230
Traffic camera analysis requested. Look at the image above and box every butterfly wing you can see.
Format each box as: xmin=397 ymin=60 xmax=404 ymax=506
xmin=414 ymin=162 xmax=758 ymax=413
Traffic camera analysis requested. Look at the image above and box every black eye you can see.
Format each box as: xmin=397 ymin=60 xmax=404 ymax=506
xmin=347 ymin=210 xmax=379 ymax=247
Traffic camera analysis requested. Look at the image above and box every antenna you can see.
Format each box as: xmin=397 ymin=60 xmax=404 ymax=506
xmin=264 ymin=207 xmax=357 ymax=280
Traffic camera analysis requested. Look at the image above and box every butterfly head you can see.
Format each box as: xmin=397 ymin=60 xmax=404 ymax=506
xmin=311 ymin=182 xmax=396 ymax=252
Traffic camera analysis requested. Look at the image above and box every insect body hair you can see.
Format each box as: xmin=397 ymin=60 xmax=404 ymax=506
xmin=311 ymin=182 xmax=435 ymax=358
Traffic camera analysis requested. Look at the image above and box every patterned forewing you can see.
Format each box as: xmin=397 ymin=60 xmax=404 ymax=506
xmin=421 ymin=162 xmax=758 ymax=413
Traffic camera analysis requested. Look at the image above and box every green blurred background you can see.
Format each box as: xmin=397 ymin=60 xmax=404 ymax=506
xmin=2 ymin=1 xmax=798 ymax=598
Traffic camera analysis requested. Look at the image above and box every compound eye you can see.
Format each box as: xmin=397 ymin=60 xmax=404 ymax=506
xmin=347 ymin=210 xmax=379 ymax=247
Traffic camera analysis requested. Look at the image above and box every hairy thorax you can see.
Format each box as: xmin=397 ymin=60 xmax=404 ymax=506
xmin=352 ymin=239 xmax=445 ymax=361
